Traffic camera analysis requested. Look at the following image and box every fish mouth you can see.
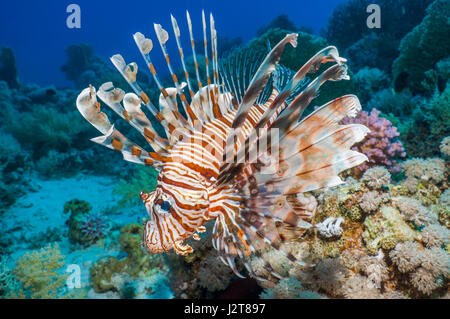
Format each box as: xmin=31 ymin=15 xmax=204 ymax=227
xmin=142 ymin=220 xmax=193 ymax=256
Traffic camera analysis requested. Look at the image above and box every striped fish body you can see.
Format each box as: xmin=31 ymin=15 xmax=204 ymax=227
xmin=142 ymin=92 xmax=279 ymax=255
xmin=76 ymin=11 xmax=369 ymax=280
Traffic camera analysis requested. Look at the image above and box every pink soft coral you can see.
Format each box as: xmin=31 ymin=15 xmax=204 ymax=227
xmin=341 ymin=108 xmax=406 ymax=173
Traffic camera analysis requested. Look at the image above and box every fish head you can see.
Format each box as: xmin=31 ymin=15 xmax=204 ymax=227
xmin=141 ymin=175 xmax=210 ymax=256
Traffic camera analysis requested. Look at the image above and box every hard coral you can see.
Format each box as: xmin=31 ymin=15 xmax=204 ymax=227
xmin=361 ymin=166 xmax=391 ymax=190
xmin=341 ymin=108 xmax=406 ymax=173
xmin=363 ymin=206 xmax=419 ymax=254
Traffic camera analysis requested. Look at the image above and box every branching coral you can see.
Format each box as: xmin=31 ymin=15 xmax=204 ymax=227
xmin=341 ymin=109 xmax=406 ymax=173
xmin=14 ymin=243 xmax=67 ymax=298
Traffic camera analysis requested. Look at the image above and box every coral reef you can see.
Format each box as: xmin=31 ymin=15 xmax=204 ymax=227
xmin=361 ymin=166 xmax=391 ymax=190
xmin=162 ymin=221 xmax=240 ymax=299
xmin=61 ymin=44 xmax=152 ymax=90
xmin=247 ymin=155 xmax=448 ymax=299
xmin=0 ymin=255 xmax=22 ymax=298
xmin=392 ymin=0 xmax=450 ymax=94
xmin=63 ymin=199 xmax=110 ymax=247
xmin=13 ymin=243 xmax=67 ymax=298
xmin=0 ymin=47 xmax=19 ymax=89
xmin=341 ymin=109 xmax=406 ymax=174
xmin=400 ymin=87 xmax=450 ymax=157
xmin=0 ymin=65 xmax=132 ymax=179
xmin=353 ymin=67 xmax=390 ymax=104
xmin=394 ymin=197 xmax=437 ymax=228
xmin=257 ymin=14 xmax=298 ymax=36
xmin=323 ymin=0 xmax=433 ymax=52
xmin=260 ymin=278 xmax=323 ymax=299
xmin=0 ymin=129 xmax=31 ymax=212
xmin=400 ymin=158 xmax=447 ymax=202
xmin=89 ymin=223 xmax=169 ymax=298
xmin=440 ymin=136 xmax=450 ymax=158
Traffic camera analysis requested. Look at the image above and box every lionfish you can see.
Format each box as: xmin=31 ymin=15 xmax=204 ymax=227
xmin=76 ymin=11 xmax=369 ymax=281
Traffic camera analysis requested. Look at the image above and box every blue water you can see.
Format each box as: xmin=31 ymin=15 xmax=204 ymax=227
xmin=0 ymin=0 xmax=346 ymax=87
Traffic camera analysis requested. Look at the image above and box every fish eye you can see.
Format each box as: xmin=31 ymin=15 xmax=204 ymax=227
xmin=160 ymin=200 xmax=171 ymax=212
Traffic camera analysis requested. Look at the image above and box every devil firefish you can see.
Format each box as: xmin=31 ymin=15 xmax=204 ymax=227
xmin=76 ymin=11 xmax=369 ymax=281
